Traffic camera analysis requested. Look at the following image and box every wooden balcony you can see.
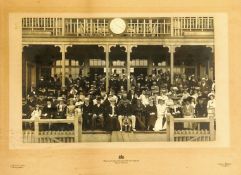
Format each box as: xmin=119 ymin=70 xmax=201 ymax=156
xmin=22 ymin=17 xmax=214 ymax=38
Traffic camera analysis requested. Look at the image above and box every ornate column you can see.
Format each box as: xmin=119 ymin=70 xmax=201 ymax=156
xmin=22 ymin=44 xmax=29 ymax=97
xmin=55 ymin=44 xmax=72 ymax=87
xmin=206 ymin=45 xmax=214 ymax=80
xmin=147 ymin=57 xmax=153 ymax=75
xmin=164 ymin=45 xmax=180 ymax=84
xmin=98 ymin=44 xmax=114 ymax=92
xmin=121 ymin=44 xmax=136 ymax=91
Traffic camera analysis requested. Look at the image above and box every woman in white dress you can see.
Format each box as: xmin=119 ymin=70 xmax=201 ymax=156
xmin=30 ymin=105 xmax=41 ymax=120
xmin=207 ymin=93 xmax=215 ymax=118
xmin=207 ymin=93 xmax=215 ymax=109
xmin=153 ymin=98 xmax=167 ymax=131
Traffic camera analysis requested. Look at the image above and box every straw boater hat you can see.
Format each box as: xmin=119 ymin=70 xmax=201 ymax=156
xmin=171 ymin=96 xmax=180 ymax=101
xmin=172 ymin=87 xmax=179 ymax=91
xmin=153 ymin=90 xmax=159 ymax=94
xmin=157 ymin=96 xmax=166 ymax=101
xmin=148 ymin=96 xmax=154 ymax=101
xmin=57 ymin=97 xmax=64 ymax=101
xmin=109 ymin=97 xmax=116 ymax=103
xmin=208 ymin=93 xmax=215 ymax=97
xmin=194 ymin=87 xmax=200 ymax=90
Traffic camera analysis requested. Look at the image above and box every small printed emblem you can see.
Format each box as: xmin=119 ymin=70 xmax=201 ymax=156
xmin=118 ymin=154 xmax=124 ymax=159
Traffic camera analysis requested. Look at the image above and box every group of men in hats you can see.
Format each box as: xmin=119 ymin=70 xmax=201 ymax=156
xmin=23 ymin=72 xmax=215 ymax=131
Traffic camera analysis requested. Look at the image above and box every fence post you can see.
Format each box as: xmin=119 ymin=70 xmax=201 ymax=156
xmin=166 ymin=114 xmax=174 ymax=141
xmin=78 ymin=113 xmax=83 ymax=142
xmin=34 ymin=118 xmax=39 ymax=143
xmin=208 ymin=108 xmax=215 ymax=141
xmin=74 ymin=115 xmax=79 ymax=142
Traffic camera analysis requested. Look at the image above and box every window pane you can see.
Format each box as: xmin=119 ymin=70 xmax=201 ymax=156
xmin=71 ymin=60 xmax=75 ymax=66
xmin=65 ymin=59 xmax=69 ymax=66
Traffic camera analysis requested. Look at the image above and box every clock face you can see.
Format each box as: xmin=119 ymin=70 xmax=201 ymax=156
xmin=109 ymin=18 xmax=127 ymax=34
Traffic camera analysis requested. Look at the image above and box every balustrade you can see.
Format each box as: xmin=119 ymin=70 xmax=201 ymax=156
xmin=22 ymin=17 xmax=213 ymax=37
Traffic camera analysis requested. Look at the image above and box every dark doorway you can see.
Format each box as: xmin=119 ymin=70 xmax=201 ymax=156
xmin=134 ymin=68 xmax=147 ymax=77
xmin=90 ymin=68 xmax=104 ymax=76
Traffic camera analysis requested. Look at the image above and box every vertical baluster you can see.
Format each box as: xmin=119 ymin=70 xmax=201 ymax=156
xmin=55 ymin=18 xmax=57 ymax=36
xmin=90 ymin=19 xmax=93 ymax=36
xmin=130 ymin=19 xmax=133 ymax=36
xmin=76 ymin=19 xmax=79 ymax=36
xmin=70 ymin=19 xmax=72 ymax=34
xmin=207 ymin=17 xmax=210 ymax=29
xmin=25 ymin=131 xmax=28 ymax=143
xmin=170 ymin=17 xmax=173 ymax=36
xmin=180 ymin=17 xmax=183 ymax=36
xmin=156 ymin=19 xmax=158 ymax=36
xmin=143 ymin=19 xmax=146 ymax=37
xmin=188 ymin=17 xmax=190 ymax=31
xmin=173 ymin=18 xmax=175 ymax=36
xmin=28 ymin=131 xmax=31 ymax=143
xmin=195 ymin=16 xmax=197 ymax=29
xmin=163 ymin=19 xmax=166 ymax=34
xmin=136 ymin=19 xmax=139 ymax=35
xmin=61 ymin=18 xmax=64 ymax=36
xmin=94 ymin=19 xmax=97 ymax=34
xmin=31 ymin=18 xmax=34 ymax=31
xmin=27 ymin=18 xmax=29 ymax=28
xmin=103 ymin=19 xmax=106 ymax=36
xmin=97 ymin=19 xmax=99 ymax=35
xmin=74 ymin=19 xmax=76 ymax=34
xmin=39 ymin=18 xmax=41 ymax=28
xmin=201 ymin=17 xmax=204 ymax=31
xmin=179 ymin=17 xmax=182 ymax=36
xmin=83 ymin=19 xmax=86 ymax=35
xmin=175 ymin=17 xmax=179 ymax=36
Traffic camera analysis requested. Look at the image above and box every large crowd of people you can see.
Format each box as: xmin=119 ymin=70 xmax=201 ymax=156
xmin=22 ymin=70 xmax=216 ymax=132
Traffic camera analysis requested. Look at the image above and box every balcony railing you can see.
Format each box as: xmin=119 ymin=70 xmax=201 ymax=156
xmin=22 ymin=17 xmax=214 ymax=38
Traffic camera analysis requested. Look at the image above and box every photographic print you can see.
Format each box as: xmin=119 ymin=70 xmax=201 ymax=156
xmin=20 ymin=15 xmax=217 ymax=143
xmin=2 ymin=0 xmax=240 ymax=174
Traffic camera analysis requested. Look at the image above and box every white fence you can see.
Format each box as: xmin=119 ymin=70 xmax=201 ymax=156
xmin=22 ymin=115 xmax=82 ymax=143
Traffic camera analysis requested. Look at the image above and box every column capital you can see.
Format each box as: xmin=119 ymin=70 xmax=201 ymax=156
xmin=22 ymin=44 xmax=29 ymax=52
xmin=98 ymin=44 xmax=116 ymax=52
xmin=206 ymin=45 xmax=214 ymax=53
xmin=55 ymin=44 xmax=72 ymax=53
xmin=164 ymin=45 xmax=181 ymax=53
xmin=120 ymin=44 xmax=137 ymax=53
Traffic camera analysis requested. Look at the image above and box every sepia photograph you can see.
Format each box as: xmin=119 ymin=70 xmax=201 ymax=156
xmin=2 ymin=0 xmax=240 ymax=174
xmin=21 ymin=15 xmax=216 ymax=143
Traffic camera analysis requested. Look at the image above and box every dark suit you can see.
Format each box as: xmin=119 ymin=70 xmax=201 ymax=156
xmin=42 ymin=105 xmax=57 ymax=119
xmin=92 ymin=104 xmax=105 ymax=129
xmin=105 ymin=105 xmax=119 ymax=131
xmin=133 ymin=104 xmax=146 ymax=130
xmin=170 ymin=105 xmax=183 ymax=130
xmin=82 ymin=103 xmax=93 ymax=130
xmin=127 ymin=92 xmax=137 ymax=105
xmin=55 ymin=104 xmax=66 ymax=119
xmin=195 ymin=103 xmax=208 ymax=130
